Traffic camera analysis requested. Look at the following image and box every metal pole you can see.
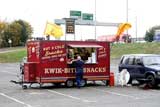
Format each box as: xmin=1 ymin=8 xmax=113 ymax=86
xmin=126 ymin=0 xmax=128 ymax=23
xmin=135 ymin=16 xmax=137 ymax=41
xmin=74 ymin=20 xmax=76 ymax=40
xmin=94 ymin=0 xmax=97 ymax=40
xmin=74 ymin=32 xmax=75 ymax=40
xmin=126 ymin=0 xmax=129 ymax=42
xmin=65 ymin=20 xmax=67 ymax=41
xmin=47 ymin=35 xmax=50 ymax=40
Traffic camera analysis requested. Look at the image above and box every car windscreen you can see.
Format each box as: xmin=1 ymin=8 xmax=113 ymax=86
xmin=143 ymin=56 xmax=160 ymax=66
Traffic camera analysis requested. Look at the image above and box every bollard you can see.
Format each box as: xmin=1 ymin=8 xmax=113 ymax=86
xmin=109 ymin=72 xmax=115 ymax=86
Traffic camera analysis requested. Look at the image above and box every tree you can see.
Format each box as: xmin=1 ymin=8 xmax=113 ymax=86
xmin=7 ymin=21 xmax=22 ymax=46
xmin=0 ymin=20 xmax=7 ymax=47
xmin=145 ymin=25 xmax=160 ymax=42
xmin=15 ymin=20 xmax=33 ymax=45
xmin=144 ymin=28 xmax=154 ymax=42
xmin=0 ymin=19 xmax=33 ymax=47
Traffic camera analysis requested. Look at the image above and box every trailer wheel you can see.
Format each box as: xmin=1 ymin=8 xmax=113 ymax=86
xmin=105 ymin=80 xmax=109 ymax=86
xmin=54 ymin=83 xmax=61 ymax=87
xmin=80 ymin=79 xmax=86 ymax=87
xmin=22 ymin=85 xmax=27 ymax=89
xmin=65 ymin=80 xmax=74 ymax=88
xmin=102 ymin=80 xmax=109 ymax=86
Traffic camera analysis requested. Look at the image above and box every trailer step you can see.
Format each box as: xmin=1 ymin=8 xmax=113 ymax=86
xmin=10 ymin=80 xmax=23 ymax=85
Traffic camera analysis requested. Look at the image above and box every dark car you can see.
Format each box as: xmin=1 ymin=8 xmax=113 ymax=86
xmin=119 ymin=54 xmax=160 ymax=87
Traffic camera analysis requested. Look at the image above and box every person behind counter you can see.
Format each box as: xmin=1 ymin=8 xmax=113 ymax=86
xmin=74 ymin=55 xmax=84 ymax=88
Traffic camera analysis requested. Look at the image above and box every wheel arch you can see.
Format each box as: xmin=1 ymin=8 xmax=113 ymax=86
xmin=145 ymin=71 xmax=156 ymax=78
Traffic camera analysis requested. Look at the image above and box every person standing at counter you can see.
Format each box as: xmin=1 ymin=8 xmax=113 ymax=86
xmin=74 ymin=55 xmax=84 ymax=88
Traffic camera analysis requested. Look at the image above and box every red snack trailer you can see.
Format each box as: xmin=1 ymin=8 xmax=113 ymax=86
xmin=16 ymin=40 xmax=110 ymax=89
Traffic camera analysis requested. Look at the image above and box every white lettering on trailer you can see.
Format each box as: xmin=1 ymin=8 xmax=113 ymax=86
xmin=84 ymin=67 xmax=106 ymax=73
xmin=46 ymin=68 xmax=63 ymax=74
xmin=44 ymin=67 xmax=106 ymax=74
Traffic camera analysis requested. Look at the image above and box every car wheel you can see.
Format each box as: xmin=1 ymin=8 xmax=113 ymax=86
xmin=65 ymin=80 xmax=74 ymax=88
xmin=146 ymin=75 xmax=156 ymax=88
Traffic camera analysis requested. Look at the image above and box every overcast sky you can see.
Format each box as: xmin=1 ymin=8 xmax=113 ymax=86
xmin=0 ymin=0 xmax=160 ymax=40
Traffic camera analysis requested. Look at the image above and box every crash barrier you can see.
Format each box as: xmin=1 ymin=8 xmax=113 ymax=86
xmin=109 ymin=72 xmax=115 ymax=86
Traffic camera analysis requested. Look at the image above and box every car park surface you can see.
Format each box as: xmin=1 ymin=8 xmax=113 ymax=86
xmin=0 ymin=62 xmax=160 ymax=107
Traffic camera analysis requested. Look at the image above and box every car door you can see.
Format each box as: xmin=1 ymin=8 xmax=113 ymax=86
xmin=119 ymin=55 xmax=129 ymax=72
xmin=119 ymin=55 xmax=136 ymax=79
xmin=133 ymin=57 xmax=145 ymax=78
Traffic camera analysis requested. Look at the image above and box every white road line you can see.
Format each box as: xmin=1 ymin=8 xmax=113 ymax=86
xmin=0 ymin=93 xmax=33 ymax=107
xmin=29 ymin=92 xmax=44 ymax=95
xmin=0 ymin=49 xmax=23 ymax=53
xmin=48 ymin=90 xmax=96 ymax=103
xmin=93 ymin=88 xmax=140 ymax=100
xmin=150 ymin=89 xmax=160 ymax=93
xmin=0 ymin=70 xmax=17 ymax=75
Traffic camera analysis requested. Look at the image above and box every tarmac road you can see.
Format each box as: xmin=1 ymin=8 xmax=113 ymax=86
xmin=0 ymin=62 xmax=160 ymax=107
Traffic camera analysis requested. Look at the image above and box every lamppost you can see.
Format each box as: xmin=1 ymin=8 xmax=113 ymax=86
xmin=94 ymin=0 xmax=97 ymax=40
xmin=126 ymin=0 xmax=128 ymax=23
xmin=128 ymin=9 xmax=138 ymax=42
xmin=126 ymin=0 xmax=129 ymax=42
xmin=135 ymin=15 xmax=137 ymax=41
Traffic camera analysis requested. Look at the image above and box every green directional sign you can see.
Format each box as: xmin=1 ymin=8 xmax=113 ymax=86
xmin=70 ymin=10 xmax=81 ymax=19
xmin=82 ymin=13 xmax=93 ymax=20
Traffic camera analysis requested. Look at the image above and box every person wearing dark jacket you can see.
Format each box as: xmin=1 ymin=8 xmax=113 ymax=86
xmin=74 ymin=55 xmax=84 ymax=88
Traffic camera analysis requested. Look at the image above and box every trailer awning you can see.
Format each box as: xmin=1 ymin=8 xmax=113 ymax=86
xmin=67 ymin=44 xmax=102 ymax=48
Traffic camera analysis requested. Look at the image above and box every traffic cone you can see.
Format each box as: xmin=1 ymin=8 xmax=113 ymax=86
xmin=109 ymin=72 xmax=115 ymax=86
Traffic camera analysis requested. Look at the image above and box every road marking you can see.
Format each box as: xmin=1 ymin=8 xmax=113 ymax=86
xmin=0 ymin=49 xmax=23 ymax=53
xmin=0 ymin=70 xmax=17 ymax=75
xmin=0 ymin=93 xmax=33 ymax=107
xmin=93 ymin=88 xmax=140 ymax=100
xmin=29 ymin=92 xmax=44 ymax=95
xmin=150 ymin=89 xmax=160 ymax=93
xmin=48 ymin=90 xmax=96 ymax=103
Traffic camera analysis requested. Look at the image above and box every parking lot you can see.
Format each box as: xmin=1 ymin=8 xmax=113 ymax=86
xmin=0 ymin=62 xmax=160 ymax=107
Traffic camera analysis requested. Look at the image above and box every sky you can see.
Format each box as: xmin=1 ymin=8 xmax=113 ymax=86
xmin=0 ymin=0 xmax=160 ymax=40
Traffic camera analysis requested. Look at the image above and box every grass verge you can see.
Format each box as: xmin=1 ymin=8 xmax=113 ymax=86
xmin=111 ymin=42 xmax=160 ymax=59
xmin=0 ymin=42 xmax=160 ymax=63
xmin=0 ymin=49 xmax=26 ymax=63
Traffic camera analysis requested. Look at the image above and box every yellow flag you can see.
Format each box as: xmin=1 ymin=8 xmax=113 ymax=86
xmin=44 ymin=22 xmax=63 ymax=39
xmin=116 ymin=23 xmax=132 ymax=37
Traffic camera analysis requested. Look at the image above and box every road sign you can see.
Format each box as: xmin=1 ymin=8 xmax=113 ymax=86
xmin=65 ymin=18 xmax=75 ymax=34
xmin=55 ymin=19 xmax=121 ymax=27
xmin=70 ymin=10 xmax=81 ymax=19
xmin=82 ymin=13 xmax=93 ymax=20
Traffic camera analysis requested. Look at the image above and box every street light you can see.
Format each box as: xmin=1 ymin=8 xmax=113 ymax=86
xmin=94 ymin=0 xmax=97 ymax=40
xmin=126 ymin=0 xmax=128 ymax=23
xmin=126 ymin=0 xmax=129 ymax=42
xmin=135 ymin=16 xmax=137 ymax=41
